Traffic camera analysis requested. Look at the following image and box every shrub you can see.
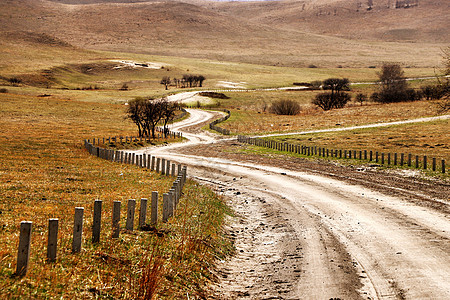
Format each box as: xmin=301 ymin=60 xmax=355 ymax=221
xmin=421 ymin=84 xmax=448 ymax=100
xmin=198 ymin=92 xmax=229 ymax=99
xmin=355 ymin=93 xmax=367 ymax=105
xmin=373 ymin=63 xmax=411 ymax=103
xmin=313 ymin=92 xmax=351 ymax=110
xmin=8 ymin=77 xmax=21 ymax=85
xmin=269 ymin=99 xmax=301 ymax=115
xmin=371 ymin=88 xmax=422 ymax=103
xmin=0 ymin=88 xmax=8 ymax=93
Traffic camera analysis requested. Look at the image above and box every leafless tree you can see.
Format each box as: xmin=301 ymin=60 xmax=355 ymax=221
xmin=312 ymin=78 xmax=351 ymax=110
xmin=160 ymin=76 xmax=171 ymax=90
xmin=160 ymin=99 xmax=180 ymax=137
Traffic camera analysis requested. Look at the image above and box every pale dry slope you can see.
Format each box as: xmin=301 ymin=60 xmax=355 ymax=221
xmin=0 ymin=0 xmax=447 ymax=67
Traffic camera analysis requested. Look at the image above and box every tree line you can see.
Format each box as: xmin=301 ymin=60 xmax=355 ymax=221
xmin=126 ymin=97 xmax=180 ymax=138
xmin=160 ymin=74 xmax=205 ymax=90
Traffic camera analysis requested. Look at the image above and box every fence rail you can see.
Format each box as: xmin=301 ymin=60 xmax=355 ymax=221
xmin=209 ymin=109 xmax=231 ymax=135
xmin=238 ymin=135 xmax=446 ymax=174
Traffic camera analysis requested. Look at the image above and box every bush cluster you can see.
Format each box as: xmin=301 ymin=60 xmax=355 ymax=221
xmin=269 ymin=99 xmax=301 ymax=115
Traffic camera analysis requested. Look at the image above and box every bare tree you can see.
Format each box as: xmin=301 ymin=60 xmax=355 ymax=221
xmin=356 ymin=93 xmax=367 ymax=106
xmin=437 ymin=48 xmax=450 ymax=112
xmin=126 ymin=98 xmax=166 ymax=138
xmin=126 ymin=98 xmax=146 ymax=137
xmin=312 ymin=78 xmax=351 ymax=110
xmin=144 ymin=98 xmax=165 ymax=138
xmin=160 ymin=76 xmax=171 ymax=90
xmin=160 ymin=99 xmax=180 ymax=137
xmin=373 ymin=63 xmax=418 ymax=103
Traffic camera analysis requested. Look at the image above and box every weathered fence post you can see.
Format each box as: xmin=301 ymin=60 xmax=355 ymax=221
xmin=169 ymin=189 xmax=175 ymax=218
xmin=166 ymin=160 xmax=171 ymax=176
xmin=408 ymin=153 xmax=412 ymax=167
xmin=394 ymin=153 xmax=397 ymax=165
xmin=162 ymin=193 xmax=170 ymax=222
xmin=112 ymin=201 xmax=121 ymax=238
xmin=381 ymin=153 xmax=385 ymax=164
xmin=92 ymin=200 xmax=102 ymax=243
xmin=432 ymin=157 xmax=436 ymax=171
xmin=126 ymin=199 xmax=136 ymax=231
xmin=72 ymin=207 xmax=84 ymax=253
xmin=151 ymin=156 xmax=156 ymax=171
xmin=156 ymin=158 xmax=160 ymax=173
xmin=151 ymin=191 xmax=158 ymax=225
xmin=161 ymin=158 xmax=166 ymax=175
xmin=387 ymin=153 xmax=391 ymax=165
xmin=415 ymin=155 xmax=419 ymax=169
xmin=171 ymin=163 xmax=176 ymax=177
xmin=16 ymin=221 xmax=32 ymax=276
xmin=442 ymin=160 xmax=445 ymax=173
xmin=47 ymin=219 xmax=58 ymax=263
xmin=423 ymin=156 xmax=427 ymax=170
xmin=147 ymin=155 xmax=151 ymax=169
xmin=139 ymin=198 xmax=148 ymax=229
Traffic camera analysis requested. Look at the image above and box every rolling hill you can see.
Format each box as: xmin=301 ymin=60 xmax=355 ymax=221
xmin=0 ymin=0 xmax=448 ymax=69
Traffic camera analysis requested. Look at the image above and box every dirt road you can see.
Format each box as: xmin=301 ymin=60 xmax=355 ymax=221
xmin=137 ymin=109 xmax=449 ymax=299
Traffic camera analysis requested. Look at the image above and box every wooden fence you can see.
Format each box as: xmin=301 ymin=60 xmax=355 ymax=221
xmin=88 ymin=128 xmax=182 ymax=147
xmin=238 ymin=135 xmax=446 ymax=174
xmin=14 ymin=137 xmax=188 ymax=276
xmin=209 ymin=109 xmax=231 ymax=135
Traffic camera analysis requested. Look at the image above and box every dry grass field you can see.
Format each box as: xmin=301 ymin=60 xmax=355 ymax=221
xmin=268 ymin=118 xmax=450 ymax=163
xmin=221 ymin=96 xmax=444 ymax=133
xmin=0 ymin=0 xmax=448 ymax=297
xmin=0 ymin=93 xmax=231 ymax=298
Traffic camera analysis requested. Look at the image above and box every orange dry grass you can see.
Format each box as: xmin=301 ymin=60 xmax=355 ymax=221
xmin=0 ymin=93 xmax=230 ymax=298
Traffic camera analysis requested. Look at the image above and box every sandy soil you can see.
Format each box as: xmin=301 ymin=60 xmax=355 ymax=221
xmin=136 ymin=109 xmax=449 ymax=299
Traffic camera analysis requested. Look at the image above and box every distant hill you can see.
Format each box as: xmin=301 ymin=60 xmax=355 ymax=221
xmin=203 ymin=0 xmax=449 ymax=43
xmin=0 ymin=0 xmax=448 ymax=68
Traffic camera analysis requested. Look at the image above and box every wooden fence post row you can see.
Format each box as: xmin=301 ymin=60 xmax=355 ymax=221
xmin=14 ymin=170 xmax=188 ymax=276
xmin=237 ymin=136 xmax=446 ymax=174
xmin=84 ymin=140 xmax=188 ymax=176
xmin=14 ymin=149 xmax=187 ymax=275
xmin=86 ymin=132 xmax=183 ymax=148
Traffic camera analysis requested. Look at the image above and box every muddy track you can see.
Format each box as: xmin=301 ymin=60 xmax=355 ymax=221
xmin=135 ymin=109 xmax=449 ymax=299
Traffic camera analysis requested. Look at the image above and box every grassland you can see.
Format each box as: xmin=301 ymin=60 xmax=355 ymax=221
xmin=0 ymin=93 xmax=231 ymax=298
xmin=268 ymin=118 xmax=449 ymax=163
xmin=220 ymin=97 xmax=445 ymax=134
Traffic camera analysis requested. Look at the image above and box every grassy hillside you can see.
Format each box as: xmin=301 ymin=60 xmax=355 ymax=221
xmin=0 ymin=0 xmax=447 ymax=68
xmin=0 ymin=92 xmax=232 ymax=298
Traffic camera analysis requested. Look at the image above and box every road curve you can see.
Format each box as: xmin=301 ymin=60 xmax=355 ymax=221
xmin=135 ymin=110 xmax=449 ymax=299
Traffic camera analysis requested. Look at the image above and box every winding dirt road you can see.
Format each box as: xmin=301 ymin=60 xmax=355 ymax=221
xmin=135 ymin=109 xmax=449 ymax=299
